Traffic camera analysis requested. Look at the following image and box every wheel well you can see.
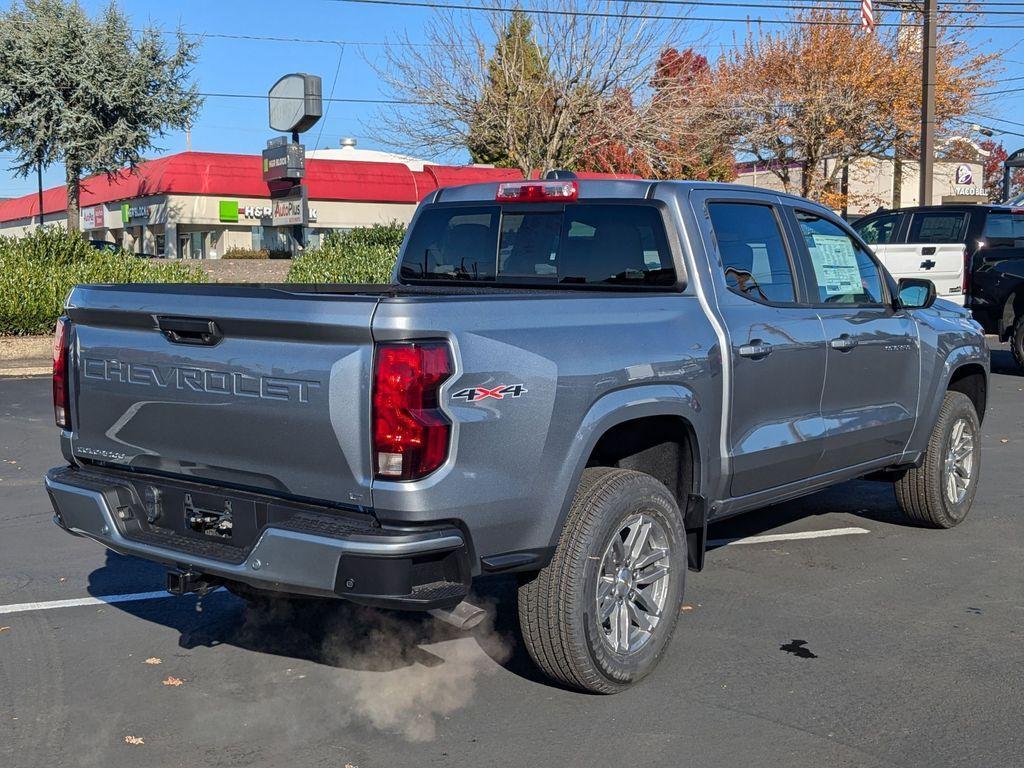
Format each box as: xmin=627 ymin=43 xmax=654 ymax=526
xmin=586 ymin=416 xmax=698 ymax=511
xmin=948 ymin=364 xmax=987 ymax=423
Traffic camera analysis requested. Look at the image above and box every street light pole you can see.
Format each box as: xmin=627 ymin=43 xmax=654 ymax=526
xmin=919 ymin=0 xmax=937 ymax=206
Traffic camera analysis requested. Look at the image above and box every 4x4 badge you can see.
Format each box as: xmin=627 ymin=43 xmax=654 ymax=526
xmin=451 ymin=384 xmax=528 ymax=402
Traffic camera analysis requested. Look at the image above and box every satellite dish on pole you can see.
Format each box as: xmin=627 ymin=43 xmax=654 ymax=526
xmin=268 ymin=73 xmax=323 ymax=134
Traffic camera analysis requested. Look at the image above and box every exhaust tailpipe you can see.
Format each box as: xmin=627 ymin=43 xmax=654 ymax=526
xmin=428 ymin=600 xmax=487 ymax=631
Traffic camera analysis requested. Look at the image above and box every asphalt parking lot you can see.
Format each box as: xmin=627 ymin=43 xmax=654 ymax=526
xmin=1 ymin=348 xmax=1022 ymax=768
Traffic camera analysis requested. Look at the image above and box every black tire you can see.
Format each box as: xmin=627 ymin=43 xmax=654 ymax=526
xmin=517 ymin=468 xmax=687 ymax=694
xmin=1011 ymin=315 xmax=1024 ymax=371
xmin=895 ymin=391 xmax=981 ymax=528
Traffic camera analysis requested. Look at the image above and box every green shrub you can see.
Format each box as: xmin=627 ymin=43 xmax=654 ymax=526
xmin=0 ymin=227 xmax=207 ymax=336
xmin=221 ymin=247 xmax=269 ymax=260
xmin=286 ymin=223 xmax=406 ymax=284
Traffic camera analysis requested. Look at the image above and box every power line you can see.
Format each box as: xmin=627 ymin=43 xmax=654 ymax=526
xmin=954 ymin=116 xmax=1024 ymax=140
xmin=314 ymin=45 xmax=347 ymax=152
xmin=327 ymin=0 xmax=1024 ymax=27
xmin=198 ymin=91 xmax=424 ymax=105
xmin=329 ymin=0 xmax=917 ymax=26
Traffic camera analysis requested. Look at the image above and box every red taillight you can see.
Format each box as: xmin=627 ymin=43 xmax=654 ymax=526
xmin=496 ymin=180 xmax=578 ymax=203
xmin=373 ymin=342 xmax=453 ymax=481
xmin=53 ymin=317 xmax=71 ymax=429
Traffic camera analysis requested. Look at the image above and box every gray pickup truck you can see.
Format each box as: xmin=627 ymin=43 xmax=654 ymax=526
xmin=46 ymin=179 xmax=988 ymax=693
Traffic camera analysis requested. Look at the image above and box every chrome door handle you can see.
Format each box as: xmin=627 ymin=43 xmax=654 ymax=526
xmin=738 ymin=341 xmax=773 ymax=360
xmin=830 ymin=334 xmax=858 ymax=351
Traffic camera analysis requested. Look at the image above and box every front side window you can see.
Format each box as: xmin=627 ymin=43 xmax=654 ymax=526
xmin=908 ymin=211 xmax=969 ymax=244
xmin=796 ymin=211 xmax=885 ymax=306
xmin=706 ymin=202 xmax=797 ymax=304
xmin=853 ymin=212 xmax=903 ymax=245
xmin=399 ymin=204 xmax=676 ymax=287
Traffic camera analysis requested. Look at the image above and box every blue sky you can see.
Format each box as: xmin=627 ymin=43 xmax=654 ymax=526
xmin=1 ymin=0 xmax=1023 ymax=199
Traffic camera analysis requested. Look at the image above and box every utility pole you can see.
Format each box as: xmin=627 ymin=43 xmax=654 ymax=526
xmin=36 ymin=154 xmax=44 ymax=229
xmin=919 ymin=0 xmax=937 ymax=207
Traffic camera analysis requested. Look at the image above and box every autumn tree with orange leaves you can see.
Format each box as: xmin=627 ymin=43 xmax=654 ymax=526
xmin=698 ymin=6 xmax=997 ymax=207
xmin=578 ymin=48 xmax=735 ymax=180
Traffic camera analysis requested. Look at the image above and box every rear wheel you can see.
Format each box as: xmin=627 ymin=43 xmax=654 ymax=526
xmin=895 ymin=391 xmax=981 ymax=528
xmin=1010 ymin=314 xmax=1024 ymax=370
xmin=517 ymin=468 xmax=687 ymax=694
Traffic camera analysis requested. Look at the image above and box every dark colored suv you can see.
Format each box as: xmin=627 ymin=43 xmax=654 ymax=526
xmin=853 ymin=205 xmax=1024 ymax=365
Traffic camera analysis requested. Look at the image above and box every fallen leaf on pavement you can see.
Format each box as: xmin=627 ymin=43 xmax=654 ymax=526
xmin=162 ymin=676 xmax=184 ymax=687
xmin=123 ymin=736 xmax=145 ymax=745
xmin=143 ymin=657 xmax=162 ymax=665
xmin=680 ymin=604 xmax=694 ymax=613
xmin=1000 ymin=438 xmax=1009 ymax=443
xmin=0 ymin=626 xmax=10 ymax=633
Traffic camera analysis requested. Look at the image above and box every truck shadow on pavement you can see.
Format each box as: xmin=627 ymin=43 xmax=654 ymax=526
xmin=989 ymin=349 xmax=1021 ymax=377
xmin=86 ymin=550 xmax=551 ymax=685
xmin=86 ymin=478 xmax=905 ymax=687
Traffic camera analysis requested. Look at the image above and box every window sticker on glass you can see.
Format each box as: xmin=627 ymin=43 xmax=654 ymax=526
xmin=806 ymin=234 xmax=861 ymax=296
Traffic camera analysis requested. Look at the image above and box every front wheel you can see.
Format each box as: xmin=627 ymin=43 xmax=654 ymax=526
xmin=517 ymin=468 xmax=687 ymax=694
xmin=895 ymin=391 xmax=981 ymax=528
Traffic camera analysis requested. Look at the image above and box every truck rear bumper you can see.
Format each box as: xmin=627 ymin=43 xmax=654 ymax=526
xmin=45 ymin=466 xmax=471 ymax=610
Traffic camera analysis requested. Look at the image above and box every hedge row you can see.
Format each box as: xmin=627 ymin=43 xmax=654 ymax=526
xmin=286 ymin=223 xmax=406 ymax=284
xmin=0 ymin=227 xmax=206 ymax=336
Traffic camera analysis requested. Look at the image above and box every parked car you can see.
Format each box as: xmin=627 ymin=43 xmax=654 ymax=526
xmin=87 ymin=239 xmax=118 ymax=253
xmin=46 ymin=180 xmax=988 ymax=693
xmin=853 ymin=204 xmax=1024 ymax=365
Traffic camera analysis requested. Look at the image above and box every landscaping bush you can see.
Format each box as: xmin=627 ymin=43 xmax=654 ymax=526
xmin=286 ymin=223 xmax=406 ymax=284
xmin=0 ymin=227 xmax=207 ymax=336
xmin=221 ymin=247 xmax=270 ymax=260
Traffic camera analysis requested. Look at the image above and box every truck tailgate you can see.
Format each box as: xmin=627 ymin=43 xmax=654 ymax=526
xmin=872 ymin=243 xmax=964 ymax=303
xmin=64 ymin=284 xmax=377 ymax=506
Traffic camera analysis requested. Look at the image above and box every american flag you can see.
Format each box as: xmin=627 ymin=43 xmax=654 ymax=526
xmin=861 ymin=0 xmax=875 ymax=32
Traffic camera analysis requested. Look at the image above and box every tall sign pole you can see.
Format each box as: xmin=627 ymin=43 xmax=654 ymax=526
xmin=265 ymin=73 xmax=323 ymax=253
xmin=919 ymin=0 xmax=937 ymax=207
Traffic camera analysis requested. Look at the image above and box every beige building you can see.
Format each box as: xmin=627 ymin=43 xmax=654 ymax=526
xmin=734 ymin=156 xmax=988 ymax=216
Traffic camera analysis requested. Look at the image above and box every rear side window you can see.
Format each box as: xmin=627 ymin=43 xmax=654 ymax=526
xmin=982 ymin=212 xmax=1024 ymax=247
xmin=853 ymin=212 xmax=903 ymax=245
xmin=706 ymin=202 xmax=796 ymax=303
xmin=908 ymin=211 xmax=969 ymax=243
xmin=399 ymin=204 xmax=676 ymax=287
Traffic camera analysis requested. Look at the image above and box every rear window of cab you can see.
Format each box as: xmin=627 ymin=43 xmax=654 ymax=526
xmin=398 ymin=203 xmax=677 ymax=287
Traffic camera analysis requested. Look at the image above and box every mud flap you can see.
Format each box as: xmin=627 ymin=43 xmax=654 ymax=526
xmin=684 ymin=493 xmax=707 ymax=572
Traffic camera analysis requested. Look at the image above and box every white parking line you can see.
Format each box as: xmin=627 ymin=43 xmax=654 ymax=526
xmin=707 ymin=526 xmax=870 ymax=547
xmin=0 ymin=528 xmax=869 ymax=616
xmin=0 ymin=590 xmax=175 ymax=616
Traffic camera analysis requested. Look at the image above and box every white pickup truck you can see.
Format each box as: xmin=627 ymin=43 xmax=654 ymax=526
xmin=852 ymin=208 xmax=967 ymax=304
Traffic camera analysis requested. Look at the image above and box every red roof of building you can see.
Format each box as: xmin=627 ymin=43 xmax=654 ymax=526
xmin=0 ymin=151 xmax=640 ymax=224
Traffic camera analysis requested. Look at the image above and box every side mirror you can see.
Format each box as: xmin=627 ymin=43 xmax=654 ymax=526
xmin=896 ymin=277 xmax=936 ymax=310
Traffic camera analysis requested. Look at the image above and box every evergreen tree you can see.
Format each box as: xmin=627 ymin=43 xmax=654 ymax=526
xmin=466 ymin=11 xmax=550 ymax=168
xmin=0 ymin=0 xmax=202 ymax=231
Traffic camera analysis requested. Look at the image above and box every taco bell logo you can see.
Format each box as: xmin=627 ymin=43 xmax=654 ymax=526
xmin=955 ymin=165 xmax=974 ymax=186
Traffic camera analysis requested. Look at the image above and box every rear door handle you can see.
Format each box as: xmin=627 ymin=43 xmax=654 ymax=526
xmin=157 ymin=316 xmax=223 ymax=346
xmin=738 ymin=340 xmax=773 ymax=360
xmin=830 ymin=334 xmax=858 ymax=352
xmin=922 ymin=246 xmax=937 ymax=256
